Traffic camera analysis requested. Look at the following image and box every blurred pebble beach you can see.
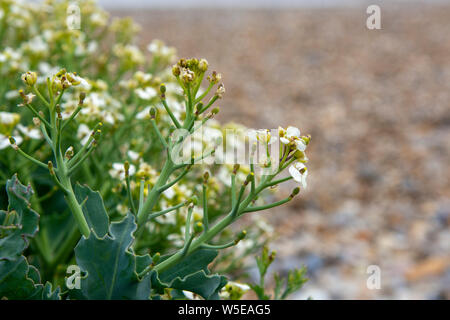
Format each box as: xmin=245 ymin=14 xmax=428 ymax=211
xmin=108 ymin=1 xmax=450 ymax=299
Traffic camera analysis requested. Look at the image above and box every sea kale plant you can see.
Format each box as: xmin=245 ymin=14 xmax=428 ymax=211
xmin=0 ymin=0 xmax=309 ymax=300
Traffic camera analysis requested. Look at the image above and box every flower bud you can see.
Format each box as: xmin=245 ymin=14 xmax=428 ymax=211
xmin=124 ymin=161 xmax=130 ymax=177
xmin=65 ymin=146 xmax=74 ymax=160
xmin=234 ymin=230 xmax=247 ymax=244
xmin=21 ymin=71 xmax=37 ymax=86
xmin=188 ymin=196 xmax=198 ymax=206
xmin=8 ymin=136 xmax=16 ymax=145
xmin=79 ymin=92 xmax=86 ymax=105
xmin=198 ymin=59 xmax=208 ymax=72
xmin=193 ymin=222 xmax=204 ymax=234
xmin=293 ymin=150 xmax=306 ymax=160
xmin=232 ymin=164 xmax=240 ymax=175
xmin=203 ymin=171 xmax=209 ymax=184
xmin=160 ymin=83 xmax=166 ymax=94
xmin=55 ymin=105 xmax=62 ymax=119
xmin=172 ymin=65 xmax=181 ymax=76
xmin=302 ymin=135 xmax=311 ymax=145
xmin=195 ymin=102 xmax=203 ymax=114
xmin=32 ymin=117 xmax=41 ymax=127
xmin=48 ymin=161 xmax=55 ymax=175
xmin=289 ymin=187 xmax=300 ymax=199
xmin=269 ymin=250 xmax=276 ymax=262
xmin=181 ymin=68 xmax=195 ymax=83
xmin=152 ymin=252 xmax=161 ymax=264
xmin=178 ymin=58 xmax=187 ymax=68
xmin=215 ymin=83 xmax=225 ymax=98
xmin=149 ymin=107 xmax=157 ymax=119
xmin=208 ymin=71 xmax=221 ymax=84
xmin=244 ymin=173 xmax=254 ymax=186
xmin=211 ymin=107 xmax=220 ymax=115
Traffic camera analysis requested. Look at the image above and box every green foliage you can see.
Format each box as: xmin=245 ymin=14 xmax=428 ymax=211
xmin=73 ymin=214 xmax=151 ymax=300
xmin=0 ymin=175 xmax=39 ymax=260
xmin=74 ymin=183 xmax=109 ymax=237
xmin=152 ymin=249 xmax=227 ymax=300
xmin=250 ymin=246 xmax=308 ymax=300
xmin=0 ymin=175 xmax=60 ymax=300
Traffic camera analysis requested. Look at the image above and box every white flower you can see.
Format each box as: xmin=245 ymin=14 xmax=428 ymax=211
xmin=0 ymin=111 xmax=20 ymax=125
xmin=127 ymin=150 xmax=139 ymax=161
xmin=279 ymin=126 xmax=306 ymax=151
xmin=289 ymin=162 xmax=308 ymax=189
xmin=163 ymin=187 xmax=175 ymax=200
xmin=109 ymin=162 xmax=135 ymax=180
xmin=17 ymin=124 xmax=42 ymax=140
xmin=135 ymin=87 xmax=157 ymax=100
xmin=0 ymin=134 xmax=22 ymax=150
xmin=76 ymin=124 xmax=91 ymax=146
xmin=135 ymin=106 xmax=150 ymax=120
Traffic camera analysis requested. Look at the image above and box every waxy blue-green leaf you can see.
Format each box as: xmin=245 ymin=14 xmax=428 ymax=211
xmin=74 ymin=183 xmax=109 ymax=237
xmin=0 ymin=255 xmax=60 ymax=300
xmin=159 ymin=248 xmax=218 ymax=283
xmin=74 ymin=214 xmax=151 ymax=299
xmin=151 ymin=249 xmax=227 ymax=300
xmin=0 ymin=175 xmax=39 ymax=261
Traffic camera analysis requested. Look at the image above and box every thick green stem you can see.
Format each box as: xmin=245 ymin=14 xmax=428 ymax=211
xmin=137 ymin=159 xmax=174 ymax=225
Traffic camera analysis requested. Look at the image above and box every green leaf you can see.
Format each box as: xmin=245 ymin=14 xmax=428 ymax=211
xmin=74 ymin=183 xmax=109 ymax=237
xmin=0 ymin=175 xmax=39 ymax=260
xmin=0 ymin=255 xmax=60 ymax=300
xmin=0 ymin=176 xmax=61 ymax=300
xmin=152 ymin=249 xmax=227 ymax=300
xmin=74 ymin=214 xmax=151 ymax=300
xmin=159 ymin=249 xmax=218 ymax=283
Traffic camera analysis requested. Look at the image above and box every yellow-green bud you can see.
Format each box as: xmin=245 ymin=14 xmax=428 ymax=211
xmin=211 ymin=107 xmax=220 ymax=115
xmin=149 ymin=107 xmax=157 ymax=119
xmin=193 ymin=222 xmax=204 ymax=234
xmin=79 ymin=92 xmax=86 ymax=105
xmin=21 ymin=71 xmax=37 ymax=86
xmin=302 ymin=135 xmax=311 ymax=145
xmin=294 ymin=150 xmax=306 ymax=160
xmin=47 ymin=161 xmax=55 ymax=175
xmin=203 ymin=171 xmax=209 ymax=184
xmin=124 ymin=161 xmax=130 ymax=177
xmin=32 ymin=117 xmax=41 ymax=127
xmin=172 ymin=65 xmax=181 ymax=76
xmin=208 ymin=71 xmax=221 ymax=84
xmin=234 ymin=230 xmax=247 ymax=244
xmin=160 ymin=83 xmax=166 ymax=94
xmin=215 ymin=83 xmax=225 ymax=98
xmin=290 ymin=187 xmax=300 ymax=199
xmin=232 ymin=164 xmax=240 ymax=175
xmin=65 ymin=146 xmax=74 ymax=160
xmin=152 ymin=252 xmax=161 ymax=264
xmin=198 ymin=59 xmax=208 ymax=72
xmin=195 ymin=102 xmax=203 ymax=114
xmin=188 ymin=196 xmax=198 ymax=206
xmin=244 ymin=173 xmax=254 ymax=185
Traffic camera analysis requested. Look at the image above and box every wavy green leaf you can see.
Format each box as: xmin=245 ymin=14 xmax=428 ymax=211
xmin=152 ymin=249 xmax=227 ymax=300
xmin=74 ymin=183 xmax=109 ymax=237
xmin=0 ymin=255 xmax=60 ymax=300
xmin=0 ymin=175 xmax=39 ymax=261
xmin=74 ymin=214 xmax=151 ymax=299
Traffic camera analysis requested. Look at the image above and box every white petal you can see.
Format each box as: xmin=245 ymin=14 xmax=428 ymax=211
xmin=295 ymin=139 xmax=306 ymax=151
xmin=280 ymin=137 xmax=290 ymax=145
xmin=127 ymin=150 xmax=140 ymax=161
xmin=301 ymin=170 xmax=308 ymax=189
xmin=289 ymin=165 xmax=303 ymax=183
xmin=286 ymin=126 xmax=300 ymax=138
